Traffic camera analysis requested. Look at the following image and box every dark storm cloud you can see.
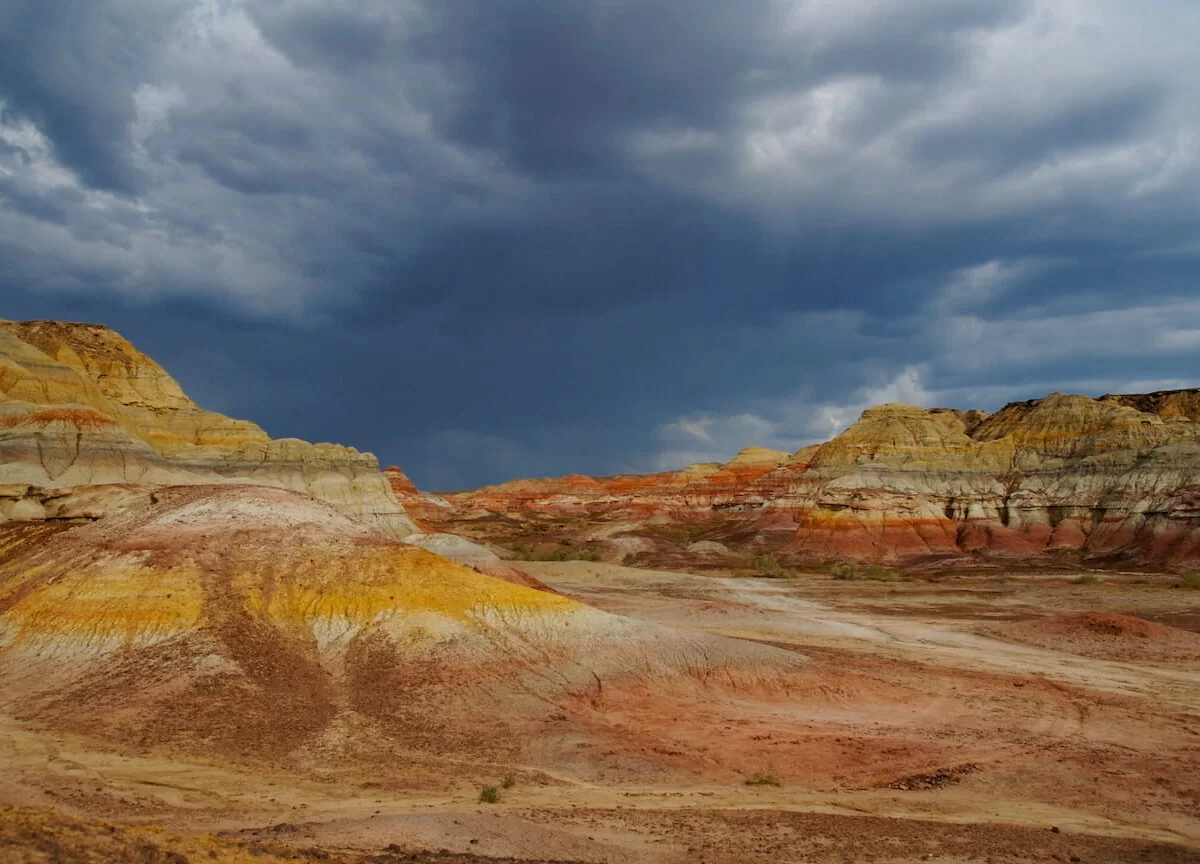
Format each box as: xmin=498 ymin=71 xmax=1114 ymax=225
xmin=910 ymin=85 xmax=1165 ymax=174
xmin=426 ymin=0 xmax=1027 ymax=178
xmin=0 ymin=0 xmax=185 ymax=193
xmin=2 ymin=0 xmax=1200 ymax=487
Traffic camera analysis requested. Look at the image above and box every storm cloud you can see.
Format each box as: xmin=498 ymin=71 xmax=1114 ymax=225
xmin=2 ymin=0 xmax=1199 ymax=488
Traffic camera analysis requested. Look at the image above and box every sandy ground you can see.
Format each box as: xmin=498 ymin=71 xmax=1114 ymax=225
xmin=3 ymin=563 xmax=1199 ymax=863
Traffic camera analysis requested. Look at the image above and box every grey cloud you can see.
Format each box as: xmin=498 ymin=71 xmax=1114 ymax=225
xmin=0 ymin=0 xmax=186 ymax=192
xmin=252 ymin=5 xmax=392 ymax=72
xmin=911 ymin=85 xmax=1165 ymax=175
xmin=2 ymin=0 xmax=1200 ymax=487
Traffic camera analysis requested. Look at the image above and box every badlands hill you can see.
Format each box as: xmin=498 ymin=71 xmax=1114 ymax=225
xmin=1 ymin=319 xmax=1198 ymax=862
xmin=0 ymin=483 xmax=811 ymax=777
xmin=0 ymin=319 xmax=414 ymax=537
xmin=0 ymin=318 xmax=812 ymax=782
xmin=432 ymin=392 xmax=1200 ymax=568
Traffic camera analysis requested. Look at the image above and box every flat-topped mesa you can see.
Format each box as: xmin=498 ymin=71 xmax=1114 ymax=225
xmin=779 ymin=393 xmax=1200 ymax=566
xmin=0 ymin=319 xmax=414 ymax=537
xmin=434 ymin=391 xmax=1200 ymax=569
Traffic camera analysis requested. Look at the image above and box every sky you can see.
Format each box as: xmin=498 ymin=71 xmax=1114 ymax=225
xmin=2 ymin=0 xmax=1200 ymax=490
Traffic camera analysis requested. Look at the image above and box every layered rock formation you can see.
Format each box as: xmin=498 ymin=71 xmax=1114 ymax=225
xmin=433 ymin=391 xmax=1200 ymax=568
xmin=783 ymin=395 xmax=1200 ymax=564
xmin=0 ymin=484 xmax=800 ymax=765
xmin=0 ymin=320 xmax=415 ymax=537
xmin=384 ymin=465 xmax=456 ymax=526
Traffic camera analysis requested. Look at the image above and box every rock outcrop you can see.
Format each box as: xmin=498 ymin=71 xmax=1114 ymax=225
xmin=384 ymin=465 xmax=456 ymax=527
xmin=0 ymin=320 xmax=415 ymax=537
xmin=431 ymin=392 xmax=1200 ymax=568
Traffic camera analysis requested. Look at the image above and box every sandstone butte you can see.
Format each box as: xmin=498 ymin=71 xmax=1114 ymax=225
xmin=0 ymin=318 xmax=416 ymax=538
xmin=434 ymin=393 xmax=1200 ymax=568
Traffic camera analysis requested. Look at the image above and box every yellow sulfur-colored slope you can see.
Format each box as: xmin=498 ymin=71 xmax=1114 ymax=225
xmin=0 ymin=489 xmax=576 ymax=654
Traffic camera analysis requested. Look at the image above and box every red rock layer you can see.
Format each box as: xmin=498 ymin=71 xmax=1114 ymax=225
xmin=432 ymin=392 xmax=1200 ymax=568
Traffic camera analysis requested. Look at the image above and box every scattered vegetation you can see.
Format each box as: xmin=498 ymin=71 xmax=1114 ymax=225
xmin=743 ymin=770 xmax=780 ymax=787
xmin=1072 ymin=574 xmax=1101 ymax=585
xmin=831 ymin=563 xmax=904 ymax=581
xmin=1179 ymin=571 xmax=1200 ymax=590
xmin=501 ymin=775 xmax=516 ymax=789
xmin=507 ymin=541 xmax=603 ymax=562
xmin=478 ymin=785 xmax=501 ymax=804
xmin=830 ymin=562 xmax=858 ymax=580
xmin=863 ymin=565 xmax=902 ymax=581
xmin=749 ymin=551 xmax=794 ymax=578
xmin=509 ymin=543 xmax=535 ymax=561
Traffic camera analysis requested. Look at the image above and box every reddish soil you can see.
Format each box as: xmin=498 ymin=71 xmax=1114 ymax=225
xmin=2 ymin=497 xmax=1198 ymax=863
xmin=991 ymin=611 xmax=1200 ymax=663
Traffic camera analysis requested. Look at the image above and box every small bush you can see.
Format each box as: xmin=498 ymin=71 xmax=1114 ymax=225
xmin=831 ymin=563 xmax=858 ymax=581
xmin=750 ymin=552 xmax=792 ymax=578
xmin=539 ymin=545 xmax=602 ymax=562
xmin=1180 ymin=572 xmax=1200 ymax=590
xmin=743 ymin=771 xmax=780 ymax=787
xmin=863 ymin=565 xmax=901 ymax=582
xmin=508 ymin=543 xmax=534 ymax=561
xmin=479 ymin=785 xmax=501 ymax=804
xmin=501 ymin=775 xmax=516 ymax=789
xmin=1072 ymin=574 xmax=1100 ymax=585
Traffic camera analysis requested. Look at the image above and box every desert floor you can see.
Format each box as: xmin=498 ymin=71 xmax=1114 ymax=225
xmin=3 ymin=564 xmax=1199 ymax=863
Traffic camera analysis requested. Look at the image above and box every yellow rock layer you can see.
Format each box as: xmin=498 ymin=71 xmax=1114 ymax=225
xmin=0 ymin=540 xmax=573 ymax=650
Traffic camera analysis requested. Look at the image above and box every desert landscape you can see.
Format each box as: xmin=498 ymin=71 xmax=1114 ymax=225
xmin=1 ymin=319 xmax=1199 ymax=863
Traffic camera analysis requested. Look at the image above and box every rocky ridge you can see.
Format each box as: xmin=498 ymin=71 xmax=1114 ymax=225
xmin=0 ymin=319 xmax=415 ymax=537
xmin=431 ymin=391 xmax=1200 ymax=568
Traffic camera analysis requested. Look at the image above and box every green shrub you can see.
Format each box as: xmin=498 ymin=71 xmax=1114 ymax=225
xmin=501 ymin=775 xmax=516 ymax=789
xmin=539 ymin=545 xmax=602 ymax=562
xmin=508 ymin=543 xmax=535 ymax=561
xmin=863 ymin=565 xmax=901 ymax=582
xmin=1180 ymin=572 xmax=1200 ymax=590
xmin=479 ymin=785 xmax=501 ymax=804
xmin=750 ymin=552 xmax=791 ymax=578
xmin=1072 ymin=574 xmax=1100 ymax=585
xmin=831 ymin=563 xmax=858 ymax=581
xmin=743 ymin=771 xmax=780 ymax=787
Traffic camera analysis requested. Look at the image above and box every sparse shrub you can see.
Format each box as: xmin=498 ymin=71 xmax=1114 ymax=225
xmin=1072 ymin=574 xmax=1100 ymax=585
xmin=534 ymin=544 xmax=603 ymax=562
xmin=1180 ymin=572 xmax=1200 ymax=590
xmin=743 ymin=771 xmax=780 ymax=787
xmin=479 ymin=785 xmax=501 ymax=804
xmin=863 ymin=565 xmax=902 ymax=581
xmin=831 ymin=563 xmax=859 ymax=581
xmin=508 ymin=543 xmax=533 ymax=561
xmin=750 ymin=552 xmax=792 ymax=578
xmin=501 ymin=775 xmax=516 ymax=789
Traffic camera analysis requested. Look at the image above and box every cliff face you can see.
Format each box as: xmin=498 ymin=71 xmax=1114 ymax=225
xmin=433 ymin=392 xmax=1200 ymax=568
xmin=0 ymin=320 xmax=415 ymax=537
xmin=785 ymin=395 xmax=1200 ymax=565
